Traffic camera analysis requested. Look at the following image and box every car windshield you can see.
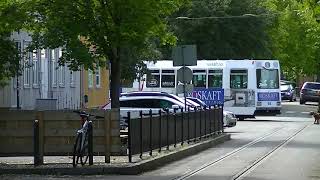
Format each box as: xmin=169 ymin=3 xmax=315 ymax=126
xmin=304 ymin=83 xmax=320 ymax=89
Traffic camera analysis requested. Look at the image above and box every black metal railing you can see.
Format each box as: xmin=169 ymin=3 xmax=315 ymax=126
xmin=127 ymin=106 xmax=224 ymax=162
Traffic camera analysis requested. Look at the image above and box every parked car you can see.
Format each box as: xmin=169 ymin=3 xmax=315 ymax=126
xmin=102 ymin=92 xmax=191 ymax=129
xmin=280 ymin=81 xmax=297 ymax=102
xmin=186 ymin=97 xmax=237 ymax=127
xmin=103 ymin=91 xmax=237 ymax=128
xmin=186 ymin=97 xmax=207 ymax=109
xmin=120 ymin=91 xmax=196 ymax=109
xmin=300 ymin=82 xmax=320 ymax=104
xmin=101 ymin=101 xmax=129 ymax=129
xmin=223 ymin=110 xmax=237 ymax=127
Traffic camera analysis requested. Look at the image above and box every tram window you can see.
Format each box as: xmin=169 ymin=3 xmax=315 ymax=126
xmin=161 ymin=70 xmax=175 ymax=88
xmin=230 ymin=69 xmax=248 ymax=89
xmin=193 ymin=70 xmax=206 ymax=73
xmin=161 ymin=75 xmax=175 ymax=87
xmin=208 ymin=70 xmax=223 ymax=88
xmin=146 ymin=70 xmax=160 ymax=87
xmin=193 ymin=73 xmax=206 ymax=88
xmin=162 ymin=70 xmax=174 ymax=73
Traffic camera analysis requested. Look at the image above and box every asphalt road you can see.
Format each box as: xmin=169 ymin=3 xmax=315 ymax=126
xmin=1 ymin=101 xmax=319 ymax=180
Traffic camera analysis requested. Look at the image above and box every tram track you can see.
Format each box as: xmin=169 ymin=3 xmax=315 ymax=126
xmin=171 ymin=124 xmax=309 ymax=180
xmin=232 ymin=124 xmax=309 ymax=180
xmin=171 ymin=126 xmax=285 ymax=180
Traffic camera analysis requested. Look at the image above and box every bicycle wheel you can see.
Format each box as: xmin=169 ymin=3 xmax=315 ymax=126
xmin=80 ymin=132 xmax=89 ymax=165
xmin=72 ymin=133 xmax=82 ymax=167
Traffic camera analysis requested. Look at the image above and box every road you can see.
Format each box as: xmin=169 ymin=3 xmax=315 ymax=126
xmin=1 ymin=101 xmax=320 ymax=180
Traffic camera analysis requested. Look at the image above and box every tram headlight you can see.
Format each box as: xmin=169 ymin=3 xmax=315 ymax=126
xmin=277 ymin=101 xmax=281 ymax=106
xmin=257 ymin=101 xmax=262 ymax=106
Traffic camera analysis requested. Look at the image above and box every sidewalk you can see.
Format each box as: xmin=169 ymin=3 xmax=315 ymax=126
xmin=0 ymin=134 xmax=231 ymax=175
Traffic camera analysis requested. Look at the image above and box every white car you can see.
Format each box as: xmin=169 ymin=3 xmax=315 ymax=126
xmin=186 ymin=97 xmax=237 ymax=128
xmin=223 ymin=110 xmax=237 ymax=127
xmin=102 ymin=92 xmax=191 ymax=129
xmin=102 ymin=92 xmax=237 ymax=128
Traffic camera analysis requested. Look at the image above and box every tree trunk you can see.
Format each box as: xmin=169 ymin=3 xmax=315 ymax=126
xmin=110 ymin=48 xmax=121 ymax=109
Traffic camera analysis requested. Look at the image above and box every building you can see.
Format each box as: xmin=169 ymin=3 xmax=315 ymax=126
xmin=81 ymin=68 xmax=109 ymax=109
xmin=0 ymin=31 xmax=109 ymax=110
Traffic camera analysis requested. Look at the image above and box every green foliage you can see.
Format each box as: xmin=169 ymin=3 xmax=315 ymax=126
xmin=25 ymin=0 xmax=186 ymax=107
xmin=264 ymin=0 xmax=320 ymax=81
xmin=0 ymin=78 xmax=9 ymax=87
xmin=120 ymin=41 xmax=162 ymax=85
xmin=0 ymin=0 xmax=28 ymax=85
xmin=166 ymin=0 xmax=273 ymax=59
xmin=27 ymin=0 xmax=185 ymax=71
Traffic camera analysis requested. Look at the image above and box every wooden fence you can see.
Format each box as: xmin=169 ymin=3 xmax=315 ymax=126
xmin=0 ymin=109 xmax=121 ymax=163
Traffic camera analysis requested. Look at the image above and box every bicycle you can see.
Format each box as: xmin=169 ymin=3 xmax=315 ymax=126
xmin=72 ymin=110 xmax=103 ymax=167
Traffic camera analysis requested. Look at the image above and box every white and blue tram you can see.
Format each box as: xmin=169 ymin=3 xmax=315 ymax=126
xmin=123 ymin=60 xmax=281 ymax=119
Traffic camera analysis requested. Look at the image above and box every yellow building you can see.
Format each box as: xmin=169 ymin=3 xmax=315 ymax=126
xmin=81 ymin=67 xmax=109 ymax=109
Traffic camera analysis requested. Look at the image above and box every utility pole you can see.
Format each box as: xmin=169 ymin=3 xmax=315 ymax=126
xmin=16 ymin=71 xmax=20 ymax=109
xmin=16 ymin=41 xmax=21 ymax=110
xmin=182 ymin=46 xmax=187 ymax=111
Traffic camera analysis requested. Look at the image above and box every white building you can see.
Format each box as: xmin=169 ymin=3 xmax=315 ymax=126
xmin=0 ymin=31 xmax=81 ymax=110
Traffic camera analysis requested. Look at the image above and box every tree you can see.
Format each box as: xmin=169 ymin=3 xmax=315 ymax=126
xmin=165 ymin=0 xmax=273 ymax=59
xmin=265 ymin=0 xmax=320 ymax=81
xmin=26 ymin=0 xmax=186 ymax=108
xmin=0 ymin=1 xmax=28 ymax=86
xmin=119 ymin=43 xmax=161 ymax=87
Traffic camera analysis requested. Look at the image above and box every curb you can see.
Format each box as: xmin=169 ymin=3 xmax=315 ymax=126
xmin=0 ymin=134 xmax=231 ymax=175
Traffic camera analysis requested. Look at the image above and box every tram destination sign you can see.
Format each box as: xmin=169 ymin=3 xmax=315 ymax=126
xmin=257 ymin=92 xmax=280 ymax=101
xmin=188 ymin=88 xmax=224 ymax=106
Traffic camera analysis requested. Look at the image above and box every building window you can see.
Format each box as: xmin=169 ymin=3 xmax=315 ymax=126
xmin=88 ymin=69 xmax=93 ymax=88
xmin=70 ymin=71 xmax=76 ymax=87
xmin=23 ymin=41 xmax=31 ymax=87
xmin=32 ymin=50 xmax=39 ymax=87
xmin=208 ymin=69 xmax=223 ymax=88
xmin=161 ymin=70 xmax=175 ymax=88
xmin=192 ymin=70 xmax=206 ymax=88
xmin=146 ymin=70 xmax=160 ymax=88
xmin=58 ymin=66 xmax=65 ymax=87
xmin=95 ymin=67 xmax=101 ymax=88
xmin=230 ymin=69 xmax=248 ymax=89
xmin=51 ymin=49 xmax=58 ymax=87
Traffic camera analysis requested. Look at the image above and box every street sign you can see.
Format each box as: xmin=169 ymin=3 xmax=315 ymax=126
xmin=172 ymin=45 xmax=197 ymax=66
xmin=177 ymin=67 xmax=193 ymax=83
xmin=177 ymin=84 xmax=194 ymax=94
